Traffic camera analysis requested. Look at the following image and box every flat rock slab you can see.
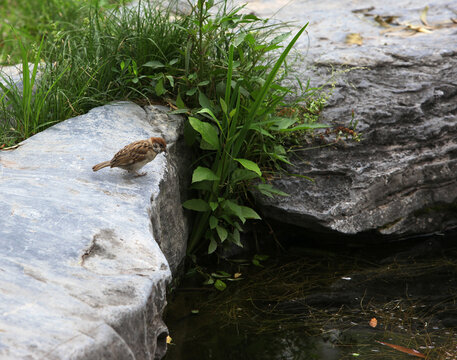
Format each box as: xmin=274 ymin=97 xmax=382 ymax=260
xmin=246 ymin=0 xmax=457 ymax=236
xmin=0 ymin=102 xmax=186 ymax=359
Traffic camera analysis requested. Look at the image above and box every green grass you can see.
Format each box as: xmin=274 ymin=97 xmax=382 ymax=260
xmin=0 ymin=0 xmax=120 ymax=64
xmin=0 ymin=0 xmax=330 ymax=255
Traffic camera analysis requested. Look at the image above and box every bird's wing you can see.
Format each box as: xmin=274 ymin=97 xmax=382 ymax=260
xmin=110 ymin=140 xmax=152 ymax=167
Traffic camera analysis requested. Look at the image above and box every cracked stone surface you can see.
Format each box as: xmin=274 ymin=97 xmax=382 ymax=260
xmin=0 ymin=101 xmax=188 ymax=359
xmin=246 ymin=0 xmax=457 ymax=236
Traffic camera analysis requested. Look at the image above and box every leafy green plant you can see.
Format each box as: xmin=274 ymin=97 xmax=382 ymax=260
xmin=0 ymin=0 xmax=332 ymax=258
xmin=182 ymin=21 xmax=329 ymax=255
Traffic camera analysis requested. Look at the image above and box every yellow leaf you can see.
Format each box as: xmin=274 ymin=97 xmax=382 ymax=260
xmin=369 ymin=317 xmax=378 ymax=328
xmin=234 ymin=272 xmax=242 ymax=279
xmin=345 ymin=33 xmax=363 ymax=46
xmin=166 ymin=335 xmax=172 ymax=344
xmin=420 ymin=6 xmax=429 ymax=26
xmin=406 ymin=24 xmax=432 ymax=33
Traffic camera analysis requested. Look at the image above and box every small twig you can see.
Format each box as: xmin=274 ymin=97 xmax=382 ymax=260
xmin=0 ymin=144 xmax=21 ymax=151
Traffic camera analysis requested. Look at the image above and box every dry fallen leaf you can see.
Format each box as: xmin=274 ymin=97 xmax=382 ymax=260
xmin=420 ymin=5 xmax=429 ymax=26
xmin=345 ymin=33 xmax=363 ymax=46
xmin=0 ymin=144 xmax=21 ymax=151
xmin=352 ymin=6 xmax=375 ymax=14
xmin=376 ymin=340 xmax=426 ymax=358
xmin=234 ymin=272 xmax=242 ymax=279
xmin=369 ymin=317 xmax=378 ymax=328
xmin=373 ymin=15 xmax=398 ymax=27
xmin=374 ymin=15 xmax=391 ymax=28
xmin=406 ymin=24 xmax=432 ymax=33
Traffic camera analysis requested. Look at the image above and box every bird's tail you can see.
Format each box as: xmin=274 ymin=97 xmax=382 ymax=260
xmin=92 ymin=161 xmax=111 ymax=172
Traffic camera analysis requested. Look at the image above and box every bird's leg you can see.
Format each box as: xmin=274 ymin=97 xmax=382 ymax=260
xmin=128 ymin=170 xmax=147 ymax=177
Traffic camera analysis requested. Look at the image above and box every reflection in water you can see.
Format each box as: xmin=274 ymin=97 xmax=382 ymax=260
xmin=165 ymin=235 xmax=457 ymax=359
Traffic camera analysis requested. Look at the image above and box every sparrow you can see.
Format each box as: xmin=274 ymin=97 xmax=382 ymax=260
xmin=92 ymin=137 xmax=167 ymax=176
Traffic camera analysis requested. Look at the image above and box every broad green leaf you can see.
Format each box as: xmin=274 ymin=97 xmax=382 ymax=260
xmin=254 ymin=254 xmax=269 ymax=261
xmin=189 ymin=117 xmax=219 ymax=150
xmin=209 ymin=216 xmax=218 ymax=229
xmin=252 ymin=254 xmax=269 ymax=267
xmin=186 ymin=87 xmax=197 ymax=96
xmin=233 ymin=33 xmax=246 ymax=47
xmin=249 ymin=124 xmax=274 ymax=138
xmin=208 ymin=238 xmax=218 ymax=254
xmin=270 ymin=152 xmax=293 ymax=166
xmin=198 ymin=80 xmax=210 ymax=86
xmin=241 ymin=206 xmax=261 ymax=220
xmin=220 ymin=98 xmax=228 ymax=114
xmin=234 ymin=221 xmax=243 ymax=232
xmin=143 ymin=60 xmax=164 ymax=69
xmin=221 ymin=215 xmax=234 ymax=226
xmin=235 ymin=158 xmax=261 ymax=177
xmin=166 ymin=75 xmax=174 ymax=87
xmin=198 ymin=91 xmax=213 ymax=110
xmin=169 ymin=58 xmax=179 ymax=65
xmin=256 ymin=183 xmax=289 ymax=198
xmin=182 ymin=199 xmax=211 ymax=212
xmin=271 ymin=32 xmax=291 ymax=45
xmin=223 ymin=199 xmax=243 ymax=219
xmin=200 ymin=138 xmax=218 ymax=150
xmin=176 ymin=93 xmax=187 ymax=109
xmin=274 ymin=145 xmax=287 ymax=155
xmin=245 ymin=32 xmax=256 ymax=46
xmin=197 ymin=108 xmax=222 ymax=130
xmin=211 ymin=271 xmax=231 ymax=278
xmin=252 ymin=258 xmax=262 ymax=267
xmin=270 ymin=117 xmax=297 ymax=131
xmin=192 ymin=166 xmax=220 ymax=183
xmin=203 ymin=278 xmax=214 ymax=285
xmin=216 ymin=225 xmax=228 ymax=242
xmin=209 ymin=202 xmax=218 ymax=211
xmin=169 ymin=109 xmax=189 ymax=115
xmin=231 ymin=229 xmax=242 ymax=247
xmin=155 ymin=78 xmax=165 ymax=96
xmin=190 ymin=181 xmax=212 ymax=192
xmin=214 ymin=279 xmax=227 ymax=291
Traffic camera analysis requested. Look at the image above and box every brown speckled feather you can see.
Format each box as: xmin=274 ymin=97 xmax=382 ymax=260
xmin=92 ymin=136 xmax=167 ymax=176
xmin=110 ymin=140 xmax=153 ymax=167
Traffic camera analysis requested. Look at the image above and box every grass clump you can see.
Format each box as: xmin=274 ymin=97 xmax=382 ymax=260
xmin=0 ymin=0 xmax=329 ymax=255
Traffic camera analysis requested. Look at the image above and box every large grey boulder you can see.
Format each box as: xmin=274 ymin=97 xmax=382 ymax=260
xmin=0 ymin=102 xmax=188 ymax=359
xmin=247 ymin=0 xmax=457 ymax=236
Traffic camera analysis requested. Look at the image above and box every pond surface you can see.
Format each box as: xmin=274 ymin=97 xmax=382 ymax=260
xmin=164 ymin=232 xmax=457 ymax=359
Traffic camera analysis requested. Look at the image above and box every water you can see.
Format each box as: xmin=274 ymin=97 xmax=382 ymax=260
xmin=164 ymin=232 xmax=457 ymax=359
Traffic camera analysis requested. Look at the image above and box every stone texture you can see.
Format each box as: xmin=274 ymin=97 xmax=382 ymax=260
xmin=246 ymin=0 xmax=457 ymax=236
xmin=0 ymin=102 xmax=188 ymax=359
xmin=145 ymin=105 xmax=190 ymax=273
